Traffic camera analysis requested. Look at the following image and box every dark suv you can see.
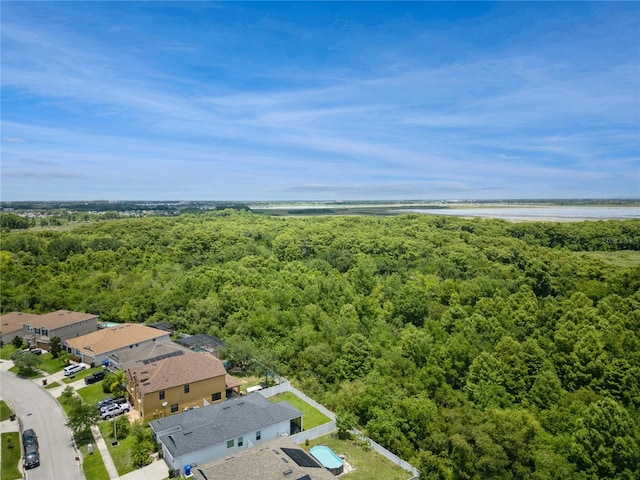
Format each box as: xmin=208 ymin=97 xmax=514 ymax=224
xmin=24 ymin=443 xmax=40 ymax=469
xmin=84 ymin=370 xmax=106 ymax=385
xmin=22 ymin=428 xmax=38 ymax=448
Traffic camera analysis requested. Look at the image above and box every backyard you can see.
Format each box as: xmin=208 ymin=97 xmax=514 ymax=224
xmin=305 ymin=434 xmax=411 ymax=480
xmin=267 ymin=391 xmax=331 ymax=429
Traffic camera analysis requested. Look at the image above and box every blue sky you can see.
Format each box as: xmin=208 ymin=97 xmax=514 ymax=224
xmin=1 ymin=1 xmax=639 ymax=201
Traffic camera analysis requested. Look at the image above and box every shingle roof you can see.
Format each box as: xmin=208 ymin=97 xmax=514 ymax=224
xmin=150 ymin=393 xmax=302 ymax=458
xmin=0 ymin=312 xmax=40 ymax=336
xmin=129 ymin=350 xmax=228 ymax=394
xmin=111 ymin=341 xmax=191 ymax=369
xmin=29 ymin=310 xmax=99 ymax=330
xmin=191 ymin=436 xmax=335 ymax=480
xmin=65 ymin=323 xmax=169 ymax=356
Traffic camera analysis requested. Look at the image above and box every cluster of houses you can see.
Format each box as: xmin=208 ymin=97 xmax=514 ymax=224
xmin=2 ymin=310 xmax=337 ymax=479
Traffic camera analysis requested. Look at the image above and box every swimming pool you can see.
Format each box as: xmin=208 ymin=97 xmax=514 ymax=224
xmin=310 ymin=445 xmax=344 ymax=475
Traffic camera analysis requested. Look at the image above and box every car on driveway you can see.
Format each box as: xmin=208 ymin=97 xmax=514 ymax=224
xmin=63 ymin=364 xmax=86 ymax=376
xmin=100 ymin=402 xmax=130 ymax=420
xmin=84 ymin=370 xmax=106 ymax=385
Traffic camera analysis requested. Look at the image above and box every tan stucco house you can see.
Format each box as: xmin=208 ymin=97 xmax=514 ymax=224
xmin=65 ymin=323 xmax=170 ymax=366
xmin=126 ymin=349 xmax=241 ymax=420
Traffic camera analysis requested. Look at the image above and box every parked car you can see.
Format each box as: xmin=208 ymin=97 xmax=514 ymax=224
xmin=100 ymin=402 xmax=130 ymax=420
xmin=84 ymin=370 xmax=106 ymax=385
xmin=63 ymin=364 xmax=86 ymax=376
xmin=24 ymin=443 xmax=40 ymax=469
xmin=22 ymin=428 xmax=38 ymax=448
xmin=29 ymin=348 xmax=44 ymax=355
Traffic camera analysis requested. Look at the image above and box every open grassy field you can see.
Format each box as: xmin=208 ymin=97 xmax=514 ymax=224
xmin=267 ymin=391 xmax=331 ymax=430
xmin=576 ymin=250 xmax=640 ymax=267
xmin=305 ymin=434 xmax=411 ymax=480
xmin=1 ymin=432 xmax=22 ymax=480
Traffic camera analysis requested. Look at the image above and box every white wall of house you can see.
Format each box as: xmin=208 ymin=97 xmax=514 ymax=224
xmin=167 ymin=419 xmax=294 ymax=474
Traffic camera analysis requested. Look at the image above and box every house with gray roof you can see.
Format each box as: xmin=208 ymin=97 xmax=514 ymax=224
xmin=149 ymin=393 xmax=303 ymax=475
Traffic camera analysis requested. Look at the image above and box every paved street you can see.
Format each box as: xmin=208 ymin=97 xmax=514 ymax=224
xmin=0 ymin=359 xmax=83 ymax=480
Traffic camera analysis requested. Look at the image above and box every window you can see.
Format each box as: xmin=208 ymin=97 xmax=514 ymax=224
xmin=212 ymin=392 xmax=222 ymax=401
xmin=238 ymin=436 xmax=243 ymax=447
xmin=184 ymin=384 xmax=190 ymax=394
xmin=227 ymin=439 xmax=234 ymax=448
xmin=171 ymin=403 xmax=178 ymax=413
xmin=159 ymin=391 xmax=165 ymax=401
xmin=256 ymin=430 xmax=261 ymax=441
xmin=42 ymin=329 xmax=48 ymax=336
xmin=35 ymin=328 xmax=41 ymax=334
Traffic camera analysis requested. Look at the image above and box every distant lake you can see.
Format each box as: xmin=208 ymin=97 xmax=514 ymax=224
xmin=407 ymin=206 xmax=639 ymax=221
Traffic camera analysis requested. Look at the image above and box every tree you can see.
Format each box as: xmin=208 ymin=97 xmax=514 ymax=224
xmin=336 ymin=407 xmax=357 ymax=440
xmin=11 ymin=335 xmax=24 ymax=349
xmin=65 ymin=396 xmax=100 ymax=436
xmin=220 ymin=336 xmax=255 ymax=371
xmin=13 ymin=351 xmax=42 ymax=375
xmin=49 ymin=336 xmax=62 ymax=359
xmin=102 ymin=370 xmax=126 ymax=394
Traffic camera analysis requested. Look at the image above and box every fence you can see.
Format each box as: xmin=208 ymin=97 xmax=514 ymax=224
xmin=258 ymin=380 xmax=420 ymax=478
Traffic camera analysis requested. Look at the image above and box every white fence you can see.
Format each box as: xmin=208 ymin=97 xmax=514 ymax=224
xmin=258 ymin=380 xmax=420 ymax=478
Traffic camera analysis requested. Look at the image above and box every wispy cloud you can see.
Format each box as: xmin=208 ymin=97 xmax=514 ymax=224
xmin=1 ymin=2 xmax=638 ymax=200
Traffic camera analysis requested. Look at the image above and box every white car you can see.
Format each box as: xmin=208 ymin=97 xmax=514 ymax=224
xmin=63 ymin=364 xmax=86 ymax=376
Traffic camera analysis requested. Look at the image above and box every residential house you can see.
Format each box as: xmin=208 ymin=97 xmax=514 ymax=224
xmin=149 ymin=393 xmax=303 ymax=475
xmin=22 ymin=310 xmax=99 ymax=349
xmin=190 ymin=436 xmax=335 ymax=480
xmin=125 ymin=347 xmax=241 ymax=420
xmin=0 ymin=312 xmax=40 ymax=346
xmin=65 ymin=323 xmax=170 ymax=366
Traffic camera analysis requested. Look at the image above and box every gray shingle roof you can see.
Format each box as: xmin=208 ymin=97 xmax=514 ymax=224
xmin=150 ymin=393 xmax=301 ymax=458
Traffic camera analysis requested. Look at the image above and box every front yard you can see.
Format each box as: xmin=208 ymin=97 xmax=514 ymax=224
xmin=1 ymin=432 xmax=21 ymax=480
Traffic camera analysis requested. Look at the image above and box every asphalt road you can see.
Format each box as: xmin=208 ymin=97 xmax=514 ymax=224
xmin=0 ymin=361 xmax=83 ymax=480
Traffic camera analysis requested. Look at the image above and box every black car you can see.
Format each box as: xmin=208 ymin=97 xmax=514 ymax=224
xmin=84 ymin=370 xmax=106 ymax=385
xmin=22 ymin=428 xmax=38 ymax=448
xmin=24 ymin=443 xmax=40 ymax=469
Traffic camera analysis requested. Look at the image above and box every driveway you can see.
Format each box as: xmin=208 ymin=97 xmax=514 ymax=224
xmin=0 ymin=360 xmax=83 ymax=480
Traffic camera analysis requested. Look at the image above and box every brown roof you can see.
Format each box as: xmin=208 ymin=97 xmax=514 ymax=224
xmin=66 ymin=323 xmax=169 ymax=356
xmin=0 ymin=312 xmax=40 ymax=335
xmin=129 ymin=351 xmax=228 ymax=394
xmin=27 ymin=310 xmax=99 ymax=330
xmin=192 ymin=436 xmax=336 ymax=480
xmin=225 ymin=373 xmax=242 ymax=389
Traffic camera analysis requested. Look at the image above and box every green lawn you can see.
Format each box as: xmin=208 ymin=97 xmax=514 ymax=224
xmin=0 ymin=401 xmax=12 ymax=422
xmin=267 ymin=391 xmax=331 ymax=430
xmin=1 ymin=432 xmax=22 ymax=480
xmin=38 ymin=353 xmax=67 ymax=374
xmin=0 ymin=344 xmax=18 ymax=360
xmin=306 ymin=434 xmax=410 ymax=480
xmin=77 ymin=381 xmax=109 ymax=407
xmin=45 ymin=380 xmax=61 ymax=389
xmin=80 ymin=442 xmax=110 ymax=480
xmin=98 ymin=420 xmax=136 ymax=476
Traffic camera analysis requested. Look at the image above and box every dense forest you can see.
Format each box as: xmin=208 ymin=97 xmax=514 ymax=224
xmin=1 ymin=211 xmax=639 ymax=479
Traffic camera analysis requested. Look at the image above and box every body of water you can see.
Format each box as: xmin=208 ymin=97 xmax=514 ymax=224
xmin=407 ymin=206 xmax=639 ymax=221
